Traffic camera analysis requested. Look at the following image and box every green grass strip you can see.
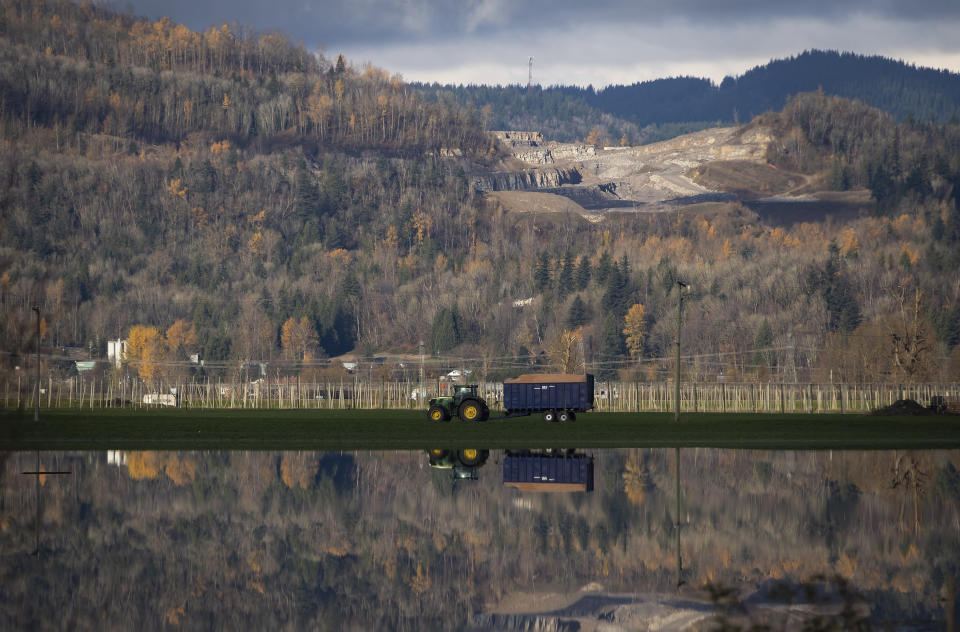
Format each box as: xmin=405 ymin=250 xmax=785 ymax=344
xmin=2 ymin=408 xmax=959 ymax=451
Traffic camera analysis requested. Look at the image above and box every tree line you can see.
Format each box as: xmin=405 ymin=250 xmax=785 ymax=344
xmin=417 ymin=50 xmax=960 ymax=145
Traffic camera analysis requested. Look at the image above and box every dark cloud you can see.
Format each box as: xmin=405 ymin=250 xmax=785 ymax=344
xmin=123 ymin=0 xmax=960 ymax=49
xmin=121 ymin=1 xmax=960 ymax=86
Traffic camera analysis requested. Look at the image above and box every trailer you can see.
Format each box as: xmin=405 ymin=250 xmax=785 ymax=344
xmin=503 ymin=450 xmax=594 ymax=492
xmin=502 ymin=373 xmax=594 ymax=422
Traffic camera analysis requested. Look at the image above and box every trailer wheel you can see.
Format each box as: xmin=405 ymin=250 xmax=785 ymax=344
xmin=569 ymin=412 xmax=577 ymax=422
xmin=459 ymin=400 xmax=482 ymax=422
xmin=428 ymin=405 xmax=449 ymax=422
xmin=558 ymin=410 xmax=570 ymax=423
xmin=542 ymin=409 xmax=557 ymax=423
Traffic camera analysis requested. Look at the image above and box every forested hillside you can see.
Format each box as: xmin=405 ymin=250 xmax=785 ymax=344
xmin=419 ymin=50 xmax=960 ymax=144
xmin=1 ymin=0 xmax=959 ymax=387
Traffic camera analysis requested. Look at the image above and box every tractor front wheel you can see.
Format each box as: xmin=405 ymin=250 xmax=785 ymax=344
xmin=459 ymin=400 xmax=482 ymax=422
xmin=428 ymin=405 xmax=449 ymax=422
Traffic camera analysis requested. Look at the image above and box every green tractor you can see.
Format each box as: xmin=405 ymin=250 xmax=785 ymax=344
xmin=427 ymin=384 xmax=490 ymax=422
xmin=426 ymin=448 xmax=490 ymax=480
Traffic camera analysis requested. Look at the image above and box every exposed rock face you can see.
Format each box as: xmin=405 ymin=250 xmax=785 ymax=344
xmin=470 ymin=613 xmax=580 ymax=631
xmin=490 ymin=130 xmax=596 ymax=165
xmin=491 ymin=130 xmax=545 ymax=144
xmin=473 ymin=166 xmax=582 ymax=192
xmin=480 ymin=125 xmax=777 ymax=215
xmin=514 ymin=143 xmax=596 ymax=165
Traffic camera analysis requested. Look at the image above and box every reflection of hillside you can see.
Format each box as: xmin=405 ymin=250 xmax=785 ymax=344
xmin=0 ymin=449 xmax=957 ymax=629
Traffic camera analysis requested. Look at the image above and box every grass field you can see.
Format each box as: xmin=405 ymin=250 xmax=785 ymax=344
xmin=2 ymin=408 xmax=959 ymax=451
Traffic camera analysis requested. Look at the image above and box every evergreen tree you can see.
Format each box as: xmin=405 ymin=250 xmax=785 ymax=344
xmin=430 ymin=306 xmax=462 ymax=353
xmin=595 ymin=252 xmax=613 ymax=286
xmin=598 ymin=314 xmax=626 ymax=381
xmin=534 ymin=251 xmax=552 ymax=291
xmin=575 ymin=255 xmax=591 ymax=290
xmin=557 ymin=252 xmax=574 ymax=300
xmin=567 ymin=295 xmax=589 ymax=329
xmin=294 ymin=169 xmax=320 ymax=218
xmin=808 ymin=244 xmax=863 ymax=334
xmin=602 ymin=266 xmax=630 ymax=319
xmin=752 ymin=319 xmax=774 ymax=370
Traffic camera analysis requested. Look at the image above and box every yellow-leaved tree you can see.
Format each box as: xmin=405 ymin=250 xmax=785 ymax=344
xmin=165 ymin=319 xmax=197 ymax=355
xmin=622 ymin=451 xmax=654 ymax=507
xmin=623 ymin=304 xmax=647 ymax=360
xmin=127 ymin=325 xmax=163 ymax=379
xmin=280 ymin=316 xmax=318 ymax=361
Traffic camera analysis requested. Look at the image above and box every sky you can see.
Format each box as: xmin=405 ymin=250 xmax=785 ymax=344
xmin=121 ymin=0 xmax=960 ymax=87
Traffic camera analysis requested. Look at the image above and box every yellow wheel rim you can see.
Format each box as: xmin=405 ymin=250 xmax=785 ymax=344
xmin=464 ymin=405 xmax=477 ymax=419
xmin=430 ymin=410 xmax=443 ymax=420
xmin=430 ymin=449 xmax=444 ymax=456
xmin=463 ymin=449 xmax=478 ymax=460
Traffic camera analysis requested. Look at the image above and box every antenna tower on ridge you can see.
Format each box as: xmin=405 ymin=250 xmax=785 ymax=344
xmin=527 ymin=56 xmax=534 ymax=90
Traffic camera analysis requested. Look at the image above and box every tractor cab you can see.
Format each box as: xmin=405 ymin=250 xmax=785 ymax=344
xmin=452 ymin=384 xmax=479 ymax=401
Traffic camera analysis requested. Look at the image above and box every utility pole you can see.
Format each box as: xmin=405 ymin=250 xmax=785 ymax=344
xmin=419 ymin=340 xmax=424 ymax=386
xmin=33 ymin=304 xmax=40 ymax=422
xmin=675 ymin=447 xmax=685 ymax=589
xmin=674 ymin=281 xmax=687 ymax=423
xmin=787 ymin=332 xmax=798 ymax=383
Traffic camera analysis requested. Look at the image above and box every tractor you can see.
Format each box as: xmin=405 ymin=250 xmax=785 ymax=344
xmin=427 ymin=384 xmax=490 ymax=422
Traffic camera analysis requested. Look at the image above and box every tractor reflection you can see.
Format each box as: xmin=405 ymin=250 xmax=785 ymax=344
xmin=426 ymin=448 xmax=490 ymax=480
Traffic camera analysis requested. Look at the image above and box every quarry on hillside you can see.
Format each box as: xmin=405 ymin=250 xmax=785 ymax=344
xmin=479 ymin=126 xmax=872 ymax=223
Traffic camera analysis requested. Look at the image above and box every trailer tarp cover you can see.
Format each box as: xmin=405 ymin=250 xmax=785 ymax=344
xmin=503 ymin=374 xmax=588 ymax=383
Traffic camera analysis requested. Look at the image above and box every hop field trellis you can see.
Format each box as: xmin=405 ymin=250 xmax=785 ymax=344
xmin=3 ymin=374 xmax=957 ymax=414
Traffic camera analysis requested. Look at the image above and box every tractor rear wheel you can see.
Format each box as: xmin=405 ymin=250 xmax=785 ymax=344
xmin=428 ymin=405 xmax=449 ymax=422
xmin=479 ymin=401 xmax=490 ymax=421
xmin=459 ymin=400 xmax=482 ymax=422
xmin=458 ymin=448 xmax=484 ymax=466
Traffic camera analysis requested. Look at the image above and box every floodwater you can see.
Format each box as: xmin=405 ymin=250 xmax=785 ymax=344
xmin=1 ymin=448 xmax=957 ymax=631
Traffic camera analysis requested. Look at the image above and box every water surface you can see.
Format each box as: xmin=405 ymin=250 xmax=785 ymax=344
xmin=2 ymin=448 xmax=957 ymax=630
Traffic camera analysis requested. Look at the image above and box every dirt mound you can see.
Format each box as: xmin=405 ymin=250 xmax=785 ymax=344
xmin=869 ymin=399 xmax=934 ymax=416
xmin=689 ymin=160 xmax=803 ymax=197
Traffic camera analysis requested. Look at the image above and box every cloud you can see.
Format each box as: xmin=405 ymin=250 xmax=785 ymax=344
xmin=340 ymin=14 xmax=960 ymax=87
xmin=123 ymin=1 xmax=960 ymax=86
xmin=126 ymin=0 xmax=960 ymax=45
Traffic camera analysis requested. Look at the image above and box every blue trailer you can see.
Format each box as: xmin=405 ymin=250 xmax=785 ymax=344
xmin=502 ymin=373 xmax=594 ymax=422
xmin=503 ymin=450 xmax=594 ymax=492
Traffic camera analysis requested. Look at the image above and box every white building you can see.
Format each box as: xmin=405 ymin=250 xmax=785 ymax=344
xmin=107 ymin=339 xmax=127 ymax=367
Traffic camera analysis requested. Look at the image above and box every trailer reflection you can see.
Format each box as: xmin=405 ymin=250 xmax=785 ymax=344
xmin=425 ymin=448 xmax=595 ymax=492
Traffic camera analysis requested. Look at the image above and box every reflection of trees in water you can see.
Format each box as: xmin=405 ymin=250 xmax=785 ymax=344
xmin=0 ymin=449 xmax=957 ymax=629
